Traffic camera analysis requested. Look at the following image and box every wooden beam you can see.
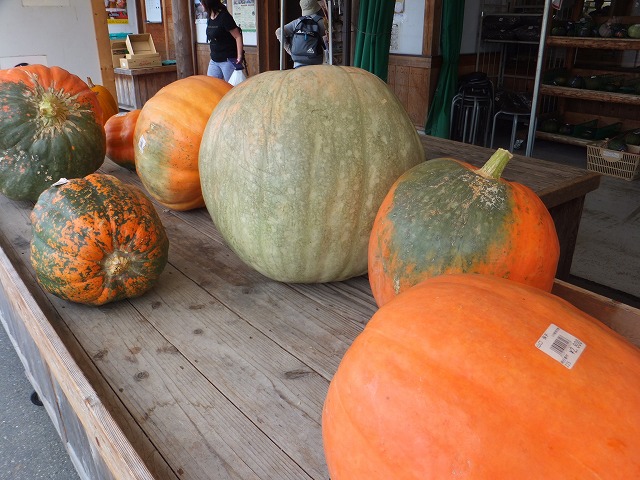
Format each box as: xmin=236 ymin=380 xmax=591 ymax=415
xmin=257 ymin=0 xmax=281 ymax=72
xmin=171 ymin=0 xmax=195 ymax=77
xmin=91 ymin=0 xmax=117 ymax=101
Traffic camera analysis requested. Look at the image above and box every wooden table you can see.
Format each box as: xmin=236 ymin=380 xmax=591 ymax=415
xmin=114 ymin=65 xmax=177 ymax=110
xmin=0 ymin=149 xmax=614 ymax=480
xmin=421 ymin=135 xmax=602 ymax=279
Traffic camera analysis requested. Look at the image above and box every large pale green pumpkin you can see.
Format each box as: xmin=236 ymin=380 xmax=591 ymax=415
xmin=199 ymin=66 xmax=424 ymax=283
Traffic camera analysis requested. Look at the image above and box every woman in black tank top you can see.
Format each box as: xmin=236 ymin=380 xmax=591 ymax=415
xmin=202 ymin=0 xmax=244 ymax=82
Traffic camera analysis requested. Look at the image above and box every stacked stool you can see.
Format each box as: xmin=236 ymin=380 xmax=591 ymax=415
xmin=450 ymin=73 xmax=494 ymax=147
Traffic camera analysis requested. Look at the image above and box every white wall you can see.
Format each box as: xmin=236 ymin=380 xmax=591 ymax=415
xmin=0 ymin=0 xmax=102 ymax=84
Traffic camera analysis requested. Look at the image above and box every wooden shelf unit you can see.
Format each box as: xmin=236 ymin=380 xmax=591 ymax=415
xmin=536 ymin=1 xmax=640 ymax=147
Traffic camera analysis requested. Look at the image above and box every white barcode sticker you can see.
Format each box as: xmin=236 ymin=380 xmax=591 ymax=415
xmin=536 ymin=324 xmax=586 ymax=369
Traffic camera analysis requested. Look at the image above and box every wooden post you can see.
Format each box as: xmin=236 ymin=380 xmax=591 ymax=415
xmin=172 ymin=0 xmax=195 ymax=78
xmin=90 ymin=0 xmax=117 ymax=101
xmin=257 ymin=0 xmax=282 ymax=72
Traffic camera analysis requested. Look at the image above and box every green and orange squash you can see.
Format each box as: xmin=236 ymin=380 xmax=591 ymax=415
xmin=199 ymin=65 xmax=424 ymax=283
xmin=105 ymin=109 xmax=140 ymax=170
xmin=134 ymin=75 xmax=232 ymax=210
xmin=0 ymin=65 xmax=105 ymax=202
xmin=30 ymin=173 xmax=169 ymax=306
xmin=323 ymin=273 xmax=640 ymax=479
xmin=368 ymin=148 xmax=559 ymax=306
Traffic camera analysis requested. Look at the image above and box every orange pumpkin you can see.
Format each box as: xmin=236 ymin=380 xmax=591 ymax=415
xmin=368 ymin=148 xmax=559 ymax=307
xmin=134 ymin=75 xmax=232 ymax=211
xmin=323 ymin=273 xmax=640 ymax=479
xmin=87 ymin=76 xmax=119 ymax=124
xmin=105 ymin=109 xmax=140 ymax=169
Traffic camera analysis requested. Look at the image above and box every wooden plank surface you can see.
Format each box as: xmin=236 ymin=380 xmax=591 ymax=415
xmin=0 ymin=151 xmax=626 ymax=479
xmin=546 ymin=36 xmax=640 ymax=50
xmin=0 ymin=161 xmax=367 ymax=479
xmin=539 ymin=84 xmax=640 ymax=106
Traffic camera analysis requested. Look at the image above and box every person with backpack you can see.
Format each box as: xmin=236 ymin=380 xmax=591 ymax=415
xmin=203 ymin=0 xmax=244 ymax=82
xmin=275 ymin=0 xmax=327 ymax=68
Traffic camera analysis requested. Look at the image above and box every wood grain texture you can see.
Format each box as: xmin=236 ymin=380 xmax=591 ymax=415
xmin=114 ymin=66 xmax=177 ymax=110
xmin=540 ymin=85 xmax=640 ymax=105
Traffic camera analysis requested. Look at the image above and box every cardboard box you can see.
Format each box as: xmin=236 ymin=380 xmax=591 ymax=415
xmin=110 ymin=40 xmax=128 ymax=69
xmin=125 ymin=33 xmax=157 ymax=56
xmin=119 ymin=54 xmax=162 ymax=69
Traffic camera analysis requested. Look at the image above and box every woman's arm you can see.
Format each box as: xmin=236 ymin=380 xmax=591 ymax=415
xmin=229 ymin=27 xmax=244 ymax=65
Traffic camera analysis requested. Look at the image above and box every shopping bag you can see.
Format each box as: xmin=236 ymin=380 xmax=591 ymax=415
xmin=228 ymin=68 xmax=247 ymax=86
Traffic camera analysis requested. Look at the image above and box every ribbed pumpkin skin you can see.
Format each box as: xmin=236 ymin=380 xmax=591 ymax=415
xmin=0 ymin=65 xmax=105 ymax=202
xmin=368 ymin=156 xmax=559 ymax=306
xmin=30 ymin=174 xmax=169 ymax=306
xmin=323 ymin=273 xmax=640 ymax=480
xmin=134 ymin=75 xmax=232 ymax=211
xmin=105 ymin=109 xmax=140 ymax=169
xmin=199 ymin=66 xmax=424 ymax=283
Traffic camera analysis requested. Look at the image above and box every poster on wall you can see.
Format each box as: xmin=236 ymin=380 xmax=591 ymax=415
xmin=105 ymin=0 xmax=129 ymax=24
xmin=232 ymin=0 xmax=256 ymax=33
xmin=232 ymin=0 xmax=257 ymax=46
xmin=389 ymin=0 xmax=424 ymax=55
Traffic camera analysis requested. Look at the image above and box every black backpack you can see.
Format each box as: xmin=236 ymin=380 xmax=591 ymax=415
xmin=290 ymin=16 xmax=323 ymax=64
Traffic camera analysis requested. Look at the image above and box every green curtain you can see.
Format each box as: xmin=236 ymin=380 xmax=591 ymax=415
xmin=424 ymin=0 xmax=466 ymax=138
xmin=353 ymin=0 xmax=396 ymax=81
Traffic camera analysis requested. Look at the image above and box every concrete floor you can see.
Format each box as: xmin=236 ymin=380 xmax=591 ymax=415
xmin=0 ymin=131 xmax=638 ymax=479
xmin=0 ymin=324 xmax=79 ymax=480
xmin=504 ymin=129 xmax=640 ymax=307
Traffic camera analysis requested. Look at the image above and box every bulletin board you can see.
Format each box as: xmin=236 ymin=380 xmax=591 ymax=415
xmin=231 ymin=0 xmax=257 ymax=46
xmin=389 ymin=0 xmax=425 ymax=55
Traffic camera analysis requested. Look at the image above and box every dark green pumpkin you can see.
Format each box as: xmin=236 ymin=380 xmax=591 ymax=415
xmin=0 ymin=65 xmax=105 ymax=202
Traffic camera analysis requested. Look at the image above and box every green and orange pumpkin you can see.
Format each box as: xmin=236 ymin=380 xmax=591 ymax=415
xmin=199 ymin=66 xmax=425 ymax=283
xmin=368 ymin=148 xmax=559 ymax=306
xmin=105 ymin=109 xmax=140 ymax=170
xmin=134 ymin=75 xmax=232 ymax=210
xmin=323 ymin=273 xmax=640 ymax=479
xmin=0 ymin=65 xmax=105 ymax=202
xmin=30 ymin=173 xmax=169 ymax=306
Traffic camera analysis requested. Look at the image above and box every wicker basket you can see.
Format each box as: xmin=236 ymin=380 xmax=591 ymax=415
xmin=586 ymin=142 xmax=640 ymax=181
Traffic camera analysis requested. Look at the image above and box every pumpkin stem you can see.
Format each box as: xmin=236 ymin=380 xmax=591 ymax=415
xmin=477 ymin=148 xmax=513 ymax=180
xmin=104 ymin=252 xmax=131 ymax=277
xmin=39 ymin=92 xmax=68 ymax=126
xmin=86 ymin=76 xmax=95 ymax=88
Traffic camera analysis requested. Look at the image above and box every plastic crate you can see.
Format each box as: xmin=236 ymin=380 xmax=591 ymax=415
xmin=586 ymin=142 xmax=640 ymax=181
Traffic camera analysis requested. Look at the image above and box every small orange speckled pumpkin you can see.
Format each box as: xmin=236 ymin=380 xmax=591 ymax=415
xmin=368 ymin=148 xmax=559 ymax=306
xmin=30 ymin=173 xmax=169 ymax=306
